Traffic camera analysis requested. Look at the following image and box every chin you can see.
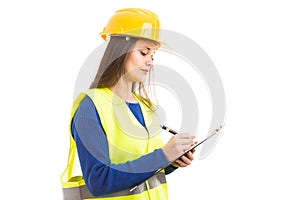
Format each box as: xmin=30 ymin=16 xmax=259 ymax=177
xmin=126 ymin=71 xmax=148 ymax=82
xmin=130 ymin=75 xmax=147 ymax=82
xmin=132 ymin=79 xmax=144 ymax=83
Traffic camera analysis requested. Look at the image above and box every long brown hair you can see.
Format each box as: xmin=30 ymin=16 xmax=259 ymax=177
xmin=90 ymin=36 xmax=154 ymax=110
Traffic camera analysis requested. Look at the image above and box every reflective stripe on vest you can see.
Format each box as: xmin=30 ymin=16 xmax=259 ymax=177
xmin=61 ymin=88 xmax=168 ymax=200
xmin=62 ymin=172 xmax=166 ymax=200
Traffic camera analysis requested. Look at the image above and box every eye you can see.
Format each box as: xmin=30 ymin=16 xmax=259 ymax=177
xmin=138 ymin=47 xmax=155 ymax=60
xmin=140 ymin=50 xmax=148 ymax=56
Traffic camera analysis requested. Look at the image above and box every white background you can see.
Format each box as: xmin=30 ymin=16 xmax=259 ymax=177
xmin=0 ymin=0 xmax=299 ymax=199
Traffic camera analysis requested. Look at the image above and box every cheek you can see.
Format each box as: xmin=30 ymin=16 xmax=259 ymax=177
xmin=124 ymin=62 xmax=131 ymax=73
xmin=125 ymin=52 xmax=142 ymax=72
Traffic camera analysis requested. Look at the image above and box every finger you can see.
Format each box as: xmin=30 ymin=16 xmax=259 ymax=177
xmin=190 ymin=148 xmax=196 ymax=154
xmin=171 ymin=162 xmax=180 ymax=168
xmin=192 ymin=141 xmax=198 ymax=145
xmin=185 ymin=152 xmax=194 ymax=160
xmin=182 ymin=144 xmax=194 ymax=151
xmin=175 ymin=159 xmax=188 ymax=167
xmin=179 ymin=156 xmax=192 ymax=165
xmin=175 ymin=138 xmax=194 ymax=145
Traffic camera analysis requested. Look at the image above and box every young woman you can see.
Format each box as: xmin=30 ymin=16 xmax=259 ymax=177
xmin=62 ymin=8 xmax=195 ymax=200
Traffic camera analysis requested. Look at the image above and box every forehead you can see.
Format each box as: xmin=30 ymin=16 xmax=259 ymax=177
xmin=134 ymin=39 xmax=158 ymax=49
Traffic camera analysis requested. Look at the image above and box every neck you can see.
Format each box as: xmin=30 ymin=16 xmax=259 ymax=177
xmin=109 ymin=78 xmax=137 ymax=103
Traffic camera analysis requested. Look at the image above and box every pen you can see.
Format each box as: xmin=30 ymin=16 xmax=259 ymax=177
xmin=160 ymin=125 xmax=178 ymax=135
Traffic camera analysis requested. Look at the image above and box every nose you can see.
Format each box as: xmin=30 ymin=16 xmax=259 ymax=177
xmin=145 ymin=55 xmax=153 ymax=67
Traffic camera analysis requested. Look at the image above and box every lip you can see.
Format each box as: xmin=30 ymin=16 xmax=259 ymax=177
xmin=140 ymin=69 xmax=149 ymax=73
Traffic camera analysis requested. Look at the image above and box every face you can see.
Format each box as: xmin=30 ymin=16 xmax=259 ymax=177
xmin=124 ymin=39 xmax=157 ymax=82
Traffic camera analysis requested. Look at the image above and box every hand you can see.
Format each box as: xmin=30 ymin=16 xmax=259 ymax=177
xmin=171 ymin=149 xmax=196 ymax=168
xmin=162 ymin=133 xmax=195 ymax=162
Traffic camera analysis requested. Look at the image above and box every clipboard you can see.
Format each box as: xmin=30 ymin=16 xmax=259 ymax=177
xmin=175 ymin=124 xmax=224 ymax=161
xmin=129 ymin=124 xmax=224 ymax=192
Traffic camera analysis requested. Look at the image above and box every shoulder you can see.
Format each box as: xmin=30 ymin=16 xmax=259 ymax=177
xmin=74 ymin=95 xmax=97 ymax=119
xmin=79 ymin=95 xmax=94 ymax=108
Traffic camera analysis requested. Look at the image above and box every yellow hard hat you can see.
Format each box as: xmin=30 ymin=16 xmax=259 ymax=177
xmin=100 ymin=8 xmax=161 ymax=45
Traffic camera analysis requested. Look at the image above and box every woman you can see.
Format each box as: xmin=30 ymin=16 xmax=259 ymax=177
xmin=62 ymin=8 xmax=195 ymax=200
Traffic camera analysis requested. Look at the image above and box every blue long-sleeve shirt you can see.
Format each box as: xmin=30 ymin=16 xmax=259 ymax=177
xmin=71 ymin=96 xmax=177 ymax=196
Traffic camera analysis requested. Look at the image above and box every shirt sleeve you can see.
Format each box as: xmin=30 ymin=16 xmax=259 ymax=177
xmin=72 ymin=96 xmax=170 ymax=196
xmin=164 ymin=165 xmax=178 ymax=175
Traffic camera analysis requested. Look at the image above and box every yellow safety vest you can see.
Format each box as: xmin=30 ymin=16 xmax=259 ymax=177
xmin=61 ymin=88 xmax=168 ymax=200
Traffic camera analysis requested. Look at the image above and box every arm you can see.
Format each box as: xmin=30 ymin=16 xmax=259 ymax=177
xmin=72 ymin=96 xmax=169 ymax=196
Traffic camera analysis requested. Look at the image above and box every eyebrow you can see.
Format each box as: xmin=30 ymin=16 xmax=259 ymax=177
xmin=141 ymin=46 xmax=156 ymax=53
